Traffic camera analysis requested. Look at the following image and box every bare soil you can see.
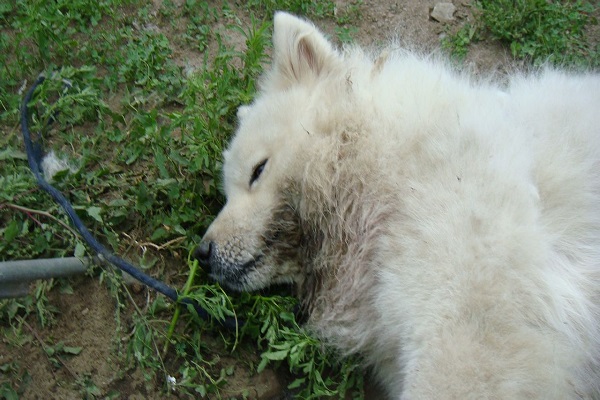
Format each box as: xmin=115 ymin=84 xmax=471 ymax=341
xmin=2 ymin=1 xmax=598 ymax=399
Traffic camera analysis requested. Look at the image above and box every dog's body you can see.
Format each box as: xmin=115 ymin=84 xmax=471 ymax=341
xmin=196 ymin=13 xmax=600 ymax=399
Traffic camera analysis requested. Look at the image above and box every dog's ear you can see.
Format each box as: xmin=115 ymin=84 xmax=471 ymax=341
xmin=268 ymin=12 xmax=338 ymax=89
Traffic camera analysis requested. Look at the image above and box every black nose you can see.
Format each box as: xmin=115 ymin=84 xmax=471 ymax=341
xmin=193 ymin=241 xmax=213 ymax=271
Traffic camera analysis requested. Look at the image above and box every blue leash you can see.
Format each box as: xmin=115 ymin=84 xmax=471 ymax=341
xmin=20 ymin=75 xmax=240 ymax=330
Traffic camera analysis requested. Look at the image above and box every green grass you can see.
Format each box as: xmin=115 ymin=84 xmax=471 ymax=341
xmin=443 ymin=0 xmax=599 ymax=66
xmin=1 ymin=0 xmax=364 ymax=398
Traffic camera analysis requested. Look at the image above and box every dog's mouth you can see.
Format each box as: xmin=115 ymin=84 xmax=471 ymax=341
xmin=207 ymin=254 xmax=264 ymax=292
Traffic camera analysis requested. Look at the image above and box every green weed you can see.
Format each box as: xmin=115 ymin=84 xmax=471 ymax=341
xmin=0 ymin=360 xmax=26 ymax=400
xmin=244 ymin=0 xmax=335 ymax=19
xmin=239 ymin=295 xmax=365 ymax=399
xmin=171 ymin=255 xmax=365 ymax=399
xmin=442 ymin=23 xmax=479 ymax=60
xmin=335 ymin=0 xmax=363 ymax=26
xmin=480 ymin=0 xmax=597 ymax=65
xmin=335 ymin=26 xmax=359 ymax=43
xmin=444 ymin=0 xmax=598 ymax=66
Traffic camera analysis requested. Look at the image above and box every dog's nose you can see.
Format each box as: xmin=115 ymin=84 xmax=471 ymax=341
xmin=193 ymin=241 xmax=213 ymax=272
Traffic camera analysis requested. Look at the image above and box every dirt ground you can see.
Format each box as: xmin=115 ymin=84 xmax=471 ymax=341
xmin=2 ymin=1 xmax=599 ymax=399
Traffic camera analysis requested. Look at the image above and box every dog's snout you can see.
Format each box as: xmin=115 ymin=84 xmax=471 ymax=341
xmin=193 ymin=241 xmax=214 ymax=271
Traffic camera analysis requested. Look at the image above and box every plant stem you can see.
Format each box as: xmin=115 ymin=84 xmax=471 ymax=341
xmin=163 ymin=258 xmax=199 ymax=355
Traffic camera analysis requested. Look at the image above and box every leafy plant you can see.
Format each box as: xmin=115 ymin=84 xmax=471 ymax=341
xmin=0 ymin=361 xmax=25 ymax=400
xmin=336 ymin=26 xmax=359 ymax=43
xmin=442 ymin=23 xmax=479 ymax=60
xmin=335 ymin=0 xmax=363 ymax=26
xmin=239 ymin=295 xmax=365 ymax=399
xmin=243 ymin=0 xmax=335 ymax=19
xmin=170 ymin=255 xmax=365 ymax=399
xmin=443 ymin=0 xmax=598 ymax=66
xmin=478 ymin=0 xmax=597 ymax=65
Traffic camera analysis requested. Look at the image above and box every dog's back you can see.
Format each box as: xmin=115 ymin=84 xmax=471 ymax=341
xmin=363 ymin=63 xmax=600 ymax=398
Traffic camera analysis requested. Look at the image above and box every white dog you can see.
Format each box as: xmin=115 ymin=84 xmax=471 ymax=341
xmin=195 ymin=12 xmax=600 ymax=399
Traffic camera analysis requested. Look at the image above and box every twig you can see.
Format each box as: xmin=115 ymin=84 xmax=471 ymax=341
xmin=3 ymin=203 xmax=80 ymax=240
xmin=122 ymin=232 xmax=186 ymax=251
xmin=144 ymin=236 xmax=186 ymax=250
xmin=18 ymin=316 xmax=80 ymax=380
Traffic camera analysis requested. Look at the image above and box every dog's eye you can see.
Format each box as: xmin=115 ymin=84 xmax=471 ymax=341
xmin=250 ymin=159 xmax=268 ymax=186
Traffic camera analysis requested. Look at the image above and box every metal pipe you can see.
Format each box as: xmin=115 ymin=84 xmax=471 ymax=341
xmin=0 ymin=257 xmax=93 ymax=298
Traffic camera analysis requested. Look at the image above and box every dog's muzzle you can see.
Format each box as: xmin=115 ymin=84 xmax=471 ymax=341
xmin=193 ymin=240 xmax=263 ymax=292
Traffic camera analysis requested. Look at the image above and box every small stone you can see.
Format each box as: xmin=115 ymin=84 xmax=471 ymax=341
xmin=253 ymin=369 xmax=283 ymax=399
xmin=431 ymin=2 xmax=457 ymax=23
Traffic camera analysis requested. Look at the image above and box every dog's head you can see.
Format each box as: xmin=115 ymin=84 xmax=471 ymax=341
xmin=194 ymin=13 xmax=341 ymax=291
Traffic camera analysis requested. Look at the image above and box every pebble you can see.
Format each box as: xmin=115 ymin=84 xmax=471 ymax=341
xmin=253 ymin=369 xmax=283 ymax=399
xmin=431 ymin=2 xmax=457 ymax=23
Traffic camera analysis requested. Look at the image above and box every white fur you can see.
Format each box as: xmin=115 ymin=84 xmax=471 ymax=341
xmin=201 ymin=12 xmax=600 ymax=399
xmin=41 ymin=150 xmax=75 ymax=182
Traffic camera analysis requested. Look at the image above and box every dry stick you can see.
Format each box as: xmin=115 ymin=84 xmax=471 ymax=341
xmin=121 ymin=232 xmax=186 ymax=251
xmin=140 ymin=236 xmax=186 ymax=251
xmin=5 ymin=203 xmax=81 ymax=239
xmin=19 ymin=316 xmax=80 ymax=380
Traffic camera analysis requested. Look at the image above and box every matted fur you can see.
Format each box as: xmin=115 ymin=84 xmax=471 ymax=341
xmin=198 ymin=12 xmax=600 ymax=399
